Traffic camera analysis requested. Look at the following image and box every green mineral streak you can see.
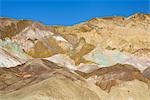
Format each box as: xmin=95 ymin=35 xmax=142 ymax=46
xmin=0 ymin=38 xmax=26 ymax=58
xmin=112 ymin=51 xmax=127 ymax=63
xmin=91 ymin=50 xmax=127 ymax=66
xmin=92 ymin=51 xmax=112 ymax=66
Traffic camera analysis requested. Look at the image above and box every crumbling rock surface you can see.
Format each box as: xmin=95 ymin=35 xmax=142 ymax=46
xmin=143 ymin=67 xmax=150 ymax=79
xmin=77 ymin=64 xmax=150 ymax=92
xmin=52 ymin=13 xmax=150 ymax=57
xmin=0 ymin=13 xmax=150 ymax=100
xmin=0 ymin=59 xmax=101 ymax=100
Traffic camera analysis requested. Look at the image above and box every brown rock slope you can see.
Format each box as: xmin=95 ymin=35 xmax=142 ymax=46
xmin=1 ymin=60 xmax=150 ymax=100
xmin=75 ymin=64 xmax=150 ymax=99
xmin=76 ymin=64 xmax=150 ymax=93
xmin=0 ymin=18 xmax=32 ymax=39
xmin=0 ymin=59 xmax=101 ymax=100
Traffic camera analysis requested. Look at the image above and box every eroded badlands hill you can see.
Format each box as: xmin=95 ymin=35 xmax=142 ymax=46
xmin=0 ymin=13 xmax=150 ymax=100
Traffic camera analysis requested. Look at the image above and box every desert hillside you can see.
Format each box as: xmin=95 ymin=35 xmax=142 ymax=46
xmin=0 ymin=13 xmax=150 ymax=100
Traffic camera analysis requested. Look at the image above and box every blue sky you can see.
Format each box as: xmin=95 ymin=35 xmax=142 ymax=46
xmin=0 ymin=0 xmax=150 ymax=25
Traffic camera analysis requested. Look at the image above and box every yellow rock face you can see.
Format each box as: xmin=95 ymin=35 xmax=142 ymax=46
xmin=52 ymin=13 xmax=150 ymax=57
xmin=27 ymin=37 xmax=65 ymax=58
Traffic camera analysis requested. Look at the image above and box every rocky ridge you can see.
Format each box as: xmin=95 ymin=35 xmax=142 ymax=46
xmin=0 ymin=13 xmax=150 ymax=100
